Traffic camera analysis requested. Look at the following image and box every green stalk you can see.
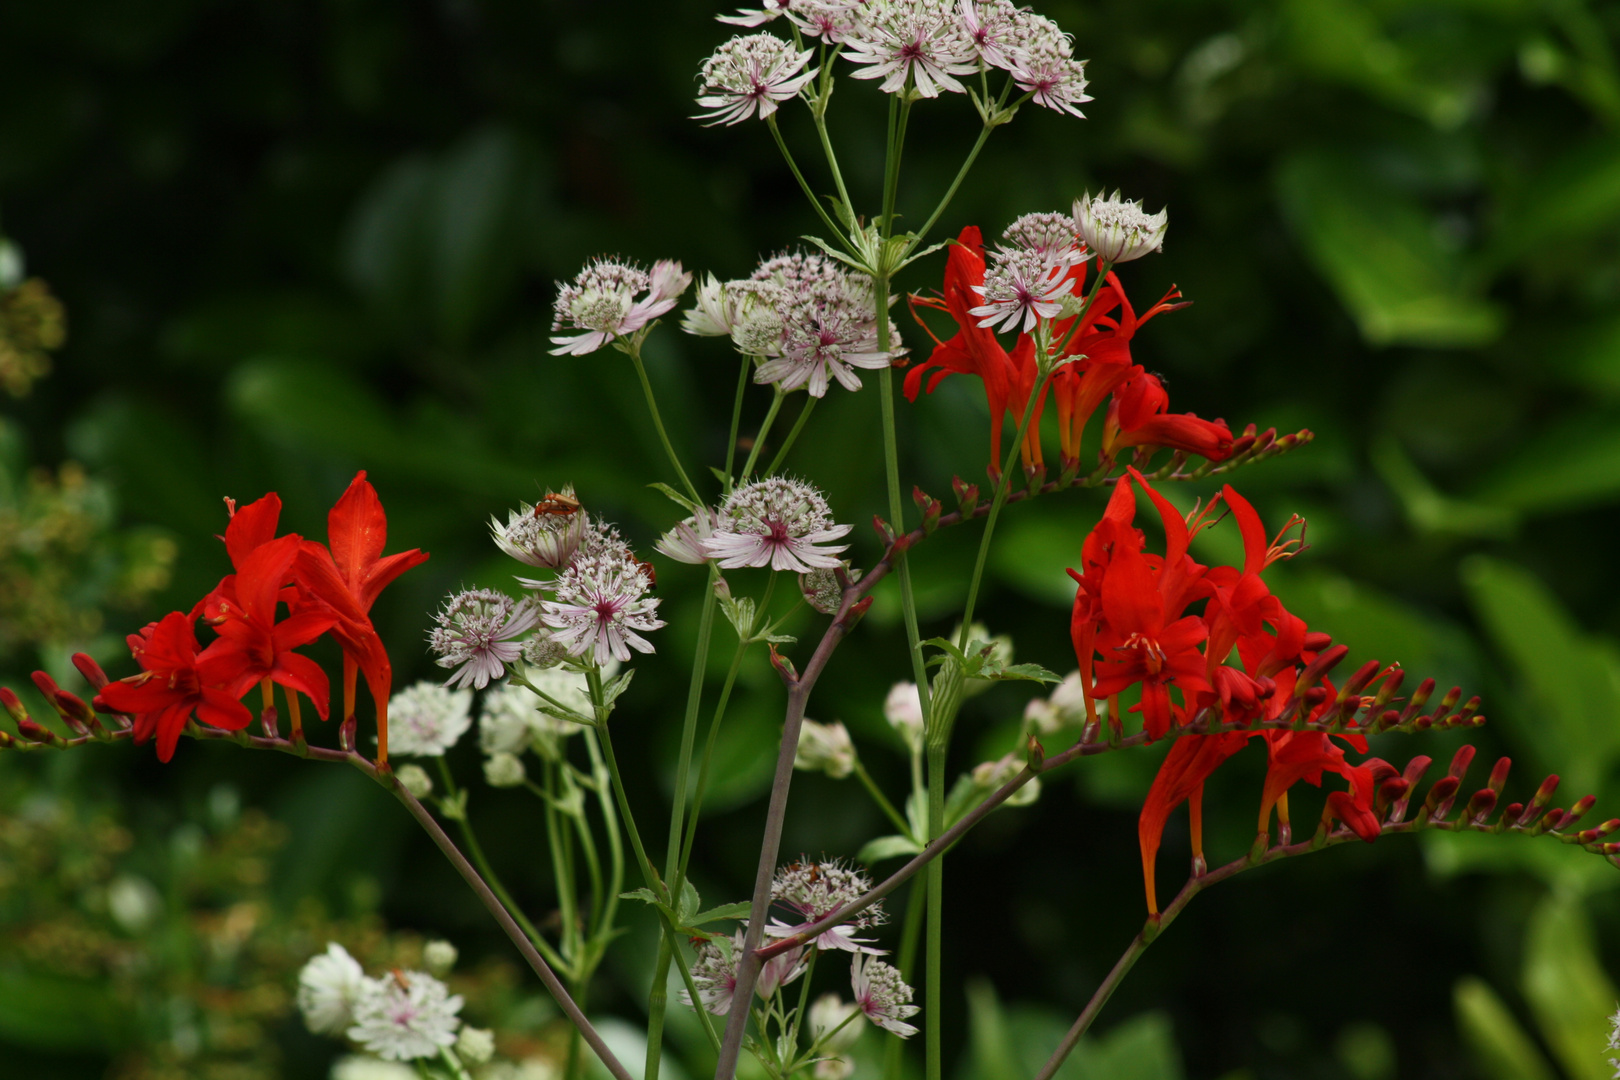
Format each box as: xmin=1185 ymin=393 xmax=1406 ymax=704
xmin=435 ymin=758 xmax=569 ymax=973
xmin=925 ymin=740 xmax=947 ymax=1080
xmin=885 ymin=878 xmax=928 ymax=1080
xmin=741 ymin=387 xmax=786 ymax=483
xmin=677 ymin=636 xmax=752 ymax=883
xmin=589 ymin=671 xmax=660 ymax=893
xmin=883 ymin=98 xmax=913 ymax=237
xmin=725 ymin=356 xmax=752 ymax=492
xmin=767 ymin=115 xmax=853 ymax=248
xmin=629 ymin=343 xmax=703 ymax=504
xmin=852 ymin=757 xmax=914 ymax=840
xmin=580 ymin=728 xmax=626 ymax=958
xmin=811 ymin=99 xmax=855 ymax=224
xmin=537 ymin=760 xmax=582 ymax=965
xmin=764 ymin=394 xmax=817 ymax=477
xmin=908 ymin=83 xmax=1022 ymax=255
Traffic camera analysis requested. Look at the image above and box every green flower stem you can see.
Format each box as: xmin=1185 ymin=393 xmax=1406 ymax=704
xmin=924 ymin=737 xmax=947 ymax=1080
xmin=569 ymin=778 xmax=606 ymax=937
xmin=677 ymin=634 xmax=753 ymax=884
xmin=765 ymin=394 xmax=817 ymax=477
xmin=434 ymin=758 xmax=569 ymax=974
xmin=885 ymin=878 xmax=928 ymax=1080
xmin=629 ymin=343 xmax=703 ymax=504
xmin=579 ymin=727 xmax=626 ymax=956
xmin=438 ymin=1047 xmax=475 ymax=1080
xmin=786 ymin=947 xmax=820 ymax=1052
xmin=882 ymin=97 xmax=913 ymax=237
xmin=741 ymin=387 xmax=786 ymax=483
xmin=767 ymin=115 xmax=853 ymax=249
xmin=852 ymin=757 xmax=914 ymax=840
xmin=810 ymin=96 xmax=855 ymax=224
xmin=955 ymin=369 xmax=1052 ymax=650
xmin=588 ymin=672 xmax=660 ymax=893
xmin=537 ymin=761 xmax=582 ymax=964
xmin=725 ymin=356 xmax=752 ymax=492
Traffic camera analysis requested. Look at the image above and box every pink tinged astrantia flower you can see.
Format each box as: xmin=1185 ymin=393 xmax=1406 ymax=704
xmin=1009 ymin=15 xmax=1092 ymax=118
xmin=766 ymin=858 xmax=887 ymax=953
xmin=969 ymin=247 xmax=1075 ymax=335
xmin=748 ymin=251 xmax=900 ymax=397
xmin=717 ymin=0 xmax=792 ymax=26
xmin=957 ymin=0 xmax=1023 ymax=71
xmin=429 ymin=589 xmax=540 ymax=690
xmin=490 ymin=495 xmax=586 ymax=569
xmin=843 ymin=0 xmax=978 ymax=97
xmin=789 ymin=0 xmax=863 ymax=43
xmin=655 ymin=506 xmax=720 ymax=565
xmin=1073 ymin=190 xmax=1168 ymax=264
xmin=706 ymin=477 xmax=852 ymax=573
xmin=549 ymin=257 xmax=692 ymax=355
xmin=681 ymin=931 xmax=807 ymax=1016
xmin=850 ymin=952 xmax=920 ymax=1037
xmin=542 ymin=553 xmax=664 ymax=663
xmin=696 ymin=34 xmax=818 ymax=127
xmin=1000 ymin=211 xmax=1087 ymax=267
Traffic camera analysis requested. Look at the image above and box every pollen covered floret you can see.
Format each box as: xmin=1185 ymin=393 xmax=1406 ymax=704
xmin=969 ymin=246 xmax=1075 ymax=334
xmin=542 ymin=552 xmax=664 ymax=663
xmin=850 ymin=952 xmax=919 ymax=1037
xmin=1073 ymin=190 xmax=1168 ymax=264
xmin=346 ymin=969 xmax=464 ymax=1062
xmin=843 ymin=0 xmax=977 ymax=97
xmin=696 ymin=33 xmax=818 ymax=127
xmin=428 ymin=589 xmax=541 ymax=691
xmin=549 ymin=257 xmax=691 ymax=356
xmin=706 ymin=477 xmax=852 ymax=573
xmin=1001 ymin=211 xmax=1086 ymax=266
xmin=769 ymin=857 xmax=887 ymax=952
xmin=490 ymin=493 xmax=586 ymax=568
xmin=387 ymin=681 xmax=474 ymax=756
xmin=1006 ymin=13 xmax=1092 ymax=117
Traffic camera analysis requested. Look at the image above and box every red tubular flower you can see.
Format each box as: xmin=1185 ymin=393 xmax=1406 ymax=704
xmin=1202 ymin=486 xmax=1309 ymax=681
xmin=95 ymin=612 xmax=252 ymax=762
xmin=906 ymin=227 xmax=1046 ymax=475
xmin=1325 ymin=760 xmax=1395 ymax=842
xmin=1138 ymin=730 xmax=1250 ymax=914
xmin=1067 ymin=475 xmax=1142 ymax=728
xmin=1102 ymin=371 xmax=1234 ymax=462
xmin=293 ymin=471 xmax=428 ymax=765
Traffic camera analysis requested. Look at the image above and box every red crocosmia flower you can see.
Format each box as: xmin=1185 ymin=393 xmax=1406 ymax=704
xmin=1137 ymin=730 xmax=1250 ymax=914
xmin=95 ymin=611 xmax=253 ymax=762
xmin=1049 ymin=276 xmax=1186 ymax=465
xmin=1255 ymin=724 xmax=1372 ymax=839
xmin=1202 ymin=486 xmax=1309 ymax=682
xmin=1101 ymin=371 xmax=1234 ymax=463
xmin=906 ymin=227 xmax=1047 ymax=475
xmin=199 ymin=533 xmax=336 ymax=723
xmin=1325 ymin=759 xmax=1395 ymax=842
xmin=293 ymin=471 xmax=429 ymax=765
xmin=1067 ymin=475 xmax=1142 ymax=728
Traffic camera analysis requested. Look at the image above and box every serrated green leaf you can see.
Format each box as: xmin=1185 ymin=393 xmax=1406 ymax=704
xmin=763 ymin=633 xmax=797 ymax=645
xmin=689 ymin=901 xmax=752 ymax=926
xmin=677 ymin=877 xmax=702 ymax=924
xmin=720 ymin=593 xmax=756 ymax=640
xmin=858 ymin=834 xmax=923 ymax=864
xmin=1454 ymin=976 xmax=1556 ymax=1080
xmin=620 ymin=887 xmax=663 ymax=906
xmin=648 ymin=482 xmax=699 ymax=513
xmin=982 ymin=662 xmax=1062 ymax=684
xmin=599 ymin=669 xmax=636 ymax=709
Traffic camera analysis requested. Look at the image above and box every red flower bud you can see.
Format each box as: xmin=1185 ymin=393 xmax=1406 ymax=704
xmin=72 ymin=652 xmax=111 ymax=690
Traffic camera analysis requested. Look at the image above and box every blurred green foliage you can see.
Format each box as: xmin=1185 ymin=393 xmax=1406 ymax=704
xmin=5 ymin=0 xmax=1620 ymax=1077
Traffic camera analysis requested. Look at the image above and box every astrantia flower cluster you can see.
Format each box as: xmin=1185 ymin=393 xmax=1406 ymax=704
xmin=842 ymin=0 xmax=977 ymax=97
xmin=549 ymin=258 xmax=691 ymax=356
xmin=1073 ymin=190 xmax=1169 ymax=264
xmin=706 ymin=477 xmax=852 ymax=573
xmin=696 ymin=34 xmax=818 ymax=126
xmin=770 ymin=858 xmax=887 ymax=952
xmin=296 ymin=943 xmax=464 ymax=1062
xmin=386 ymin=681 xmax=473 ymax=756
xmin=428 ymin=590 xmax=539 ymax=691
xmin=685 ymin=251 xmax=900 ymax=398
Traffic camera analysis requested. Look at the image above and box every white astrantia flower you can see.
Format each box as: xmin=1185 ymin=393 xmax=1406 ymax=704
xmin=347 ymin=969 xmax=464 ymax=1062
xmin=386 ymin=682 xmax=473 ymax=756
xmin=1000 ymin=211 xmax=1086 ymax=267
xmin=957 ymin=0 xmax=1023 ymax=71
xmin=884 ymin=682 xmax=925 ymax=753
xmin=795 ymin=719 xmax=856 ymax=779
xmin=428 ymin=590 xmax=540 ymax=691
xmin=1072 ymin=190 xmax=1168 ymax=264
xmin=549 ymin=257 xmax=691 ymax=356
xmin=542 ymin=552 xmax=664 ymax=663
xmin=717 ymin=0 xmax=793 ymax=26
xmin=798 ymin=564 xmax=846 ymax=614
xmin=696 ymin=34 xmax=818 ymax=126
xmin=395 ymin=763 xmax=434 ymax=799
xmin=655 ymin=505 xmax=720 ymax=565
xmin=330 ymin=1056 xmax=418 ymax=1080
xmin=810 ymin=993 xmax=865 ymax=1080
xmin=747 ymin=252 xmax=897 ymax=398
xmin=971 ymin=751 xmax=1041 ymax=806
xmin=850 ymin=953 xmax=920 ymax=1037
xmin=706 ymin=477 xmax=852 ymax=573
xmin=768 ymin=858 xmax=886 ymax=953
xmin=1023 ymin=669 xmax=1088 ymax=734
xmin=682 ymin=931 xmax=808 ymax=1015
xmin=789 ymin=0 xmax=864 ymax=43
xmin=298 ymin=942 xmax=368 ymax=1036
xmin=1007 ymin=13 xmax=1091 ymax=118
xmin=490 ymin=494 xmax=586 ymax=569
xmin=843 ymin=0 xmax=977 ymax=97
xmin=682 ymin=274 xmax=741 ymax=337
xmin=969 ymin=246 xmax=1074 ymax=334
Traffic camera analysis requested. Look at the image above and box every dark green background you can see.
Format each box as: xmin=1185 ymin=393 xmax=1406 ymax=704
xmin=4 ymin=0 xmax=1620 ymax=1077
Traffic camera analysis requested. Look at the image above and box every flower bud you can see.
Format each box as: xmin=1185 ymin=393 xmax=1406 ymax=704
xmin=423 ymin=939 xmax=458 ymax=977
xmin=1072 ymin=190 xmax=1167 ymax=264
xmin=483 ymin=751 xmax=528 ymax=789
xmin=794 ymin=719 xmax=855 ymax=780
xmin=396 ymin=764 xmax=434 ymax=800
xmin=71 ymin=652 xmax=110 ymax=690
xmin=455 ymin=1026 xmax=496 ymax=1066
xmin=884 ymin=682 xmax=925 ymax=753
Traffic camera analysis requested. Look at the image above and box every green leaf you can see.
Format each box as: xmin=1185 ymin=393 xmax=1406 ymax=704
xmin=1276 ymin=150 xmax=1501 ymax=348
xmin=648 ymin=482 xmax=699 ymax=513
xmin=857 ymin=834 xmax=923 ymax=864
xmin=720 ymin=592 xmax=757 ymax=641
xmin=1372 ymin=436 xmax=1515 ymax=540
xmin=1454 ymin=976 xmax=1557 ymax=1080
xmin=1071 ymin=1011 xmax=1185 ymax=1080
xmin=599 ymin=669 xmax=636 ymax=710
xmin=676 ymin=877 xmax=702 ymax=924
xmin=1471 ymin=410 xmax=1620 ymax=514
xmin=984 ymin=662 xmax=1062 ymax=684
xmin=620 ymin=887 xmax=664 ymax=906
xmin=1461 ymin=556 xmax=1620 ymax=794
xmin=1492 ymin=136 xmax=1620 ymax=266
xmin=1521 ymin=891 xmax=1619 ymax=1080
xmin=967 ymin=979 xmax=1018 ymax=1080
xmin=689 ymin=901 xmax=752 ymax=926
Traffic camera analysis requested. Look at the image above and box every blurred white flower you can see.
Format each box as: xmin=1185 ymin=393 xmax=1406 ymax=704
xmin=795 ymin=719 xmax=856 ymax=779
xmin=387 ymin=681 xmax=474 ymax=755
xmin=423 ymin=940 xmax=458 ymax=977
xmin=347 ymin=969 xmax=463 ymax=1061
xmin=884 ymin=682 xmax=924 ymax=753
xmin=329 ymin=1056 xmax=417 ymax=1080
xmin=395 ymin=763 xmax=434 ymax=799
xmin=456 ymin=1026 xmax=497 ymax=1066
xmin=484 ymin=752 xmax=528 ymax=788
xmin=298 ymin=942 xmax=368 ymax=1036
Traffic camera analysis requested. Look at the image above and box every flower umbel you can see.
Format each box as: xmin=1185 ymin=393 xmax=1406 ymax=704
xmin=549 ymin=258 xmax=691 ymax=356
xmin=843 ymin=0 xmax=977 ymax=97
xmin=297 ymin=942 xmax=368 ymax=1036
xmin=490 ymin=491 xmax=587 ymax=569
xmin=428 ymin=589 xmax=540 ymax=690
xmin=969 ymin=246 xmax=1074 ymax=335
xmin=696 ymin=34 xmax=818 ymax=126
xmin=1073 ymin=191 xmax=1168 ymax=264
xmin=385 ymin=681 xmax=473 ymax=756
xmin=542 ymin=553 xmax=664 ymax=663
xmin=707 ymin=477 xmax=852 ymax=573
xmin=850 ymin=952 xmax=919 ymax=1037
xmin=769 ymin=857 xmax=887 ymax=952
